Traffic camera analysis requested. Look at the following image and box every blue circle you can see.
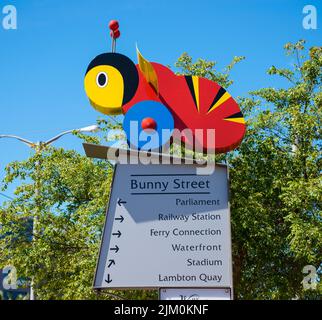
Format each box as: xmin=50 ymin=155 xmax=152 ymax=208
xmin=123 ymin=100 xmax=174 ymax=150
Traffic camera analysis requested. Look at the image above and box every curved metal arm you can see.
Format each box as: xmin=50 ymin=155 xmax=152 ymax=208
xmin=44 ymin=130 xmax=74 ymax=146
xmin=44 ymin=125 xmax=99 ymax=146
xmin=0 ymin=135 xmax=35 ymax=147
xmin=1 ymin=125 xmax=99 ymax=148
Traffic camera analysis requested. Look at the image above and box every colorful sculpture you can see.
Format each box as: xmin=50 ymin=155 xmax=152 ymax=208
xmin=84 ymin=21 xmax=246 ymax=153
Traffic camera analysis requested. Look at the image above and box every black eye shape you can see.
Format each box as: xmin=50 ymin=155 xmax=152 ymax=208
xmin=96 ymin=72 xmax=108 ymax=88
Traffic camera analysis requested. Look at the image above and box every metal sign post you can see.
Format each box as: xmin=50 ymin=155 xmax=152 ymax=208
xmin=83 ymin=18 xmax=246 ymax=300
xmin=85 ymin=145 xmax=233 ymax=298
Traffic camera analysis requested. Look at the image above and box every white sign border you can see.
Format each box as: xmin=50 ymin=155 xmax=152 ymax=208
xmin=92 ymin=161 xmax=233 ymax=293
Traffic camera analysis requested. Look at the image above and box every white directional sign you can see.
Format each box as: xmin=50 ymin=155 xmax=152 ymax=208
xmin=93 ymin=163 xmax=232 ymax=290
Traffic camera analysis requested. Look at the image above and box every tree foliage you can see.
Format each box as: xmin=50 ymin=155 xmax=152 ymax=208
xmin=0 ymin=41 xmax=321 ymax=299
xmin=229 ymin=41 xmax=321 ymax=299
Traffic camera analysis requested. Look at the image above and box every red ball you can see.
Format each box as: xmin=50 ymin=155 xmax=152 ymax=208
xmin=141 ymin=117 xmax=157 ymax=131
xmin=109 ymin=20 xmax=119 ymax=31
xmin=112 ymin=29 xmax=120 ymax=39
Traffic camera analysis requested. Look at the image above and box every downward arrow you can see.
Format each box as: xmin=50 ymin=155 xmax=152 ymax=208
xmin=105 ymin=274 xmax=112 ymax=284
xmin=112 ymin=230 xmax=122 ymax=238
xmin=115 ymin=216 xmax=124 ymax=223
xmin=110 ymin=245 xmax=119 ymax=253
xmin=108 ymin=260 xmax=115 ymax=268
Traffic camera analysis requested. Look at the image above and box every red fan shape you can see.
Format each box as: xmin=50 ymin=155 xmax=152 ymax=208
xmin=123 ymin=63 xmax=246 ymax=153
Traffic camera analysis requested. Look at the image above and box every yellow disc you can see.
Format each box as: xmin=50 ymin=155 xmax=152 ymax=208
xmin=84 ymin=65 xmax=124 ymax=115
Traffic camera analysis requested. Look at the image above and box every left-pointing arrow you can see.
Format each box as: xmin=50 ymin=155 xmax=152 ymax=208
xmin=110 ymin=245 xmax=119 ymax=253
xmin=105 ymin=274 xmax=112 ymax=284
xmin=118 ymin=199 xmax=127 ymax=206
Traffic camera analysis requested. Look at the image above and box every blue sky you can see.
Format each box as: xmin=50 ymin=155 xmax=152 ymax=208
xmin=0 ymin=0 xmax=321 ymax=202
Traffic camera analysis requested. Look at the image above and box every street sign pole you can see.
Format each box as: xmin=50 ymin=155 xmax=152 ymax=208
xmin=84 ymin=144 xmax=234 ymax=299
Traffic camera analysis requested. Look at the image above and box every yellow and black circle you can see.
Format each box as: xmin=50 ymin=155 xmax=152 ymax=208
xmin=84 ymin=53 xmax=139 ymax=115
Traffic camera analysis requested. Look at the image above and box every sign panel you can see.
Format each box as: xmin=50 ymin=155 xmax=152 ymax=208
xmin=94 ymin=163 xmax=232 ymax=289
xmin=159 ymin=288 xmax=231 ymax=300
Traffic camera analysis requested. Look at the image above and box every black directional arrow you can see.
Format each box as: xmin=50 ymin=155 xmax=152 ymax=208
xmin=112 ymin=230 xmax=122 ymax=238
xmin=108 ymin=260 xmax=116 ymax=268
xmin=115 ymin=215 xmax=124 ymax=223
xmin=105 ymin=274 xmax=112 ymax=284
xmin=110 ymin=245 xmax=119 ymax=253
xmin=117 ymin=199 xmax=127 ymax=206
